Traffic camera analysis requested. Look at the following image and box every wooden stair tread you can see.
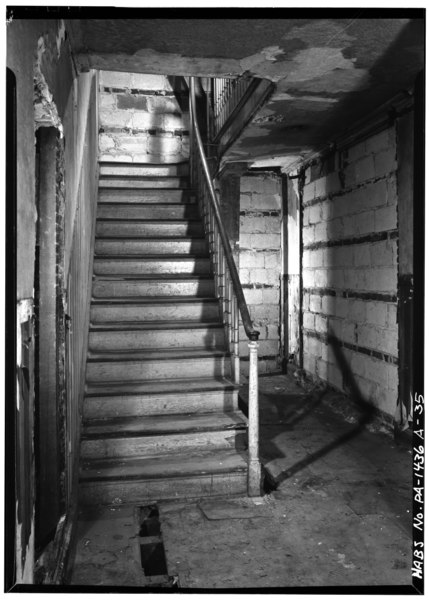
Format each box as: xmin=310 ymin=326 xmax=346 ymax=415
xmin=96 ymin=208 xmax=197 ymax=214
xmin=99 ymin=160 xmax=188 ymax=166
xmin=83 ymin=411 xmax=247 ymax=437
xmin=98 ymin=189 xmax=195 ymax=195
xmin=93 ymin=254 xmax=209 ymax=260
xmin=89 ymin=321 xmax=222 ymax=331
xmin=80 ymin=449 xmax=247 ymax=482
xmin=87 ymin=348 xmax=230 ymax=362
xmin=93 ymin=255 xmax=210 ymax=261
xmin=91 ymin=297 xmax=218 ymax=305
xmin=95 ymin=235 xmax=205 ymax=241
xmin=85 ymin=376 xmax=238 ymax=397
xmin=96 ymin=219 xmax=201 ymax=226
xmin=92 ymin=273 xmax=213 ymax=280
xmin=99 ymin=174 xmax=187 ymax=180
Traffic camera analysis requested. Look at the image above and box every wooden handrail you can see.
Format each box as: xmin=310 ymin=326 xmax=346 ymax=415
xmin=189 ymin=77 xmax=259 ymax=342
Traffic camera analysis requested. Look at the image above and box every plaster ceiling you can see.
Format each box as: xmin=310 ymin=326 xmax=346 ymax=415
xmin=68 ymin=15 xmax=424 ymax=167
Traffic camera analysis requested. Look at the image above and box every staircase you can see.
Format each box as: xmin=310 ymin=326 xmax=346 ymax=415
xmin=78 ymin=161 xmax=249 ymax=505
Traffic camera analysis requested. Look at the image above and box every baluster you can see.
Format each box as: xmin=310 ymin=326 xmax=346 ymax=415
xmin=233 ymin=295 xmax=240 ymax=385
xmin=218 ymin=239 xmax=223 ymax=305
xmin=200 ymin=170 xmax=204 ymax=204
xmin=227 ymin=277 xmax=232 ymax=349
xmin=248 ymin=339 xmax=261 ymax=496
xmin=211 ymin=210 xmax=218 ymax=295
xmin=204 ymin=180 xmax=210 ymax=239
xmin=221 ymin=252 xmax=227 ymax=331
xmin=224 ymin=271 xmax=230 ymax=352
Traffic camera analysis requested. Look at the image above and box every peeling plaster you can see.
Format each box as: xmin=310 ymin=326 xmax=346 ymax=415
xmin=71 ymin=17 xmax=421 ymax=169
xmin=240 ymin=45 xmax=286 ymax=75
xmin=280 ymin=47 xmax=367 ymax=83
xmin=238 ymin=43 xmax=369 ymax=87
xmin=34 ymin=36 xmax=63 ymax=134
xmin=278 ymin=67 xmax=370 ymax=94
xmin=83 ymin=41 xmax=369 ymax=91
xmin=253 ymin=113 xmax=287 ymax=124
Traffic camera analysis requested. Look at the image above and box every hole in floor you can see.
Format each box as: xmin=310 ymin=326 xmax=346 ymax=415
xmin=139 ymin=505 xmax=161 ymax=537
xmin=138 ymin=504 xmax=178 ymax=588
xmin=140 ymin=542 xmax=168 ymax=576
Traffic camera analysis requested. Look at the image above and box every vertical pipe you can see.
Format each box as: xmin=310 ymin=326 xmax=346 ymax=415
xmin=248 ymin=340 xmax=261 ymax=496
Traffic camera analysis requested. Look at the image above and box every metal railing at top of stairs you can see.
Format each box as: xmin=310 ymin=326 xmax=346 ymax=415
xmin=211 ymin=75 xmax=254 ymax=138
xmin=189 ymin=76 xmax=262 ymax=497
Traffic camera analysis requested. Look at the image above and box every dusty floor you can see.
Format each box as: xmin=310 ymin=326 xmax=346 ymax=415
xmin=68 ymin=372 xmax=413 ymax=591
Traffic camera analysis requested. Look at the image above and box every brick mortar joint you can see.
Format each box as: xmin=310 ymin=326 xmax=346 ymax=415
xmin=240 ymin=210 xmax=281 ymax=216
xmin=302 ymin=288 xmax=397 ymax=303
xmin=302 ymin=172 xmax=397 ymax=208
xmin=303 ymin=229 xmax=398 ymax=251
xmin=303 ymin=327 xmax=399 ymax=365
xmin=304 ymin=307 xmax=397 ymax=329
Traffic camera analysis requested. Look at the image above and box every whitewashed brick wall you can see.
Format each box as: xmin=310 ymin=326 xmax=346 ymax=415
xmin=301 ymin=125 xmax=399 ymax=418
xmin=98 ymin=71 xmax=189 ymax=163
xmin=239 ymin=173 xmax=282 ymax=375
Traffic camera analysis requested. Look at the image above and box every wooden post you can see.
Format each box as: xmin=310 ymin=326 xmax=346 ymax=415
xmin=247 ymin=340 xmax=261 ymax=496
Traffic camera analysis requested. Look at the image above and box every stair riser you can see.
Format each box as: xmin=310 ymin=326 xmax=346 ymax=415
xmin=95 ymin=239 xmax=208 ymax=255
xmin=96 ymin=222 xmax=204 ymax=238
xmin=88 ymin=328 xmax=225 ymax=351
xmin=99 ymin=177 xmax=188 ymax=189
xmin=83 ymin=390 xmax=238 ymax=420
xmin=90 ymin=302 xmax=220 ymax=323
xmin=92 ymin=279 xmax=215 ymax=298
xmin=98 ymin=189 xmax=195 ymax=204
xmin=93 ymin=258 xmax=211 ymax=276
xmin=78 ymin=472 xmax=247 ymax=506
xmin=81 ymin=430 xmax=247 ymax=460
xmin=97 ymin=205 xmax=199 ymax=220
xmin=99 ymin=163 xmax=189 ymax=177
xmin=86 ymin=357 xmax=230 ymax=383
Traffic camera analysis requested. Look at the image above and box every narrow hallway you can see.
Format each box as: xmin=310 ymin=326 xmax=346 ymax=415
xmin=7 ymin=14 xmax=423 ymax=592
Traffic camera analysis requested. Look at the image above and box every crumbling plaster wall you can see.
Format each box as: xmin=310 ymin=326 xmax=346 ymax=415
xmin=7 ymin=18 xmax=98 ymax=583
xmin=98 ymin=71 xmax=189 ymax=163
xmin=239 ymin=173 xmax=282 ymax=375
xmin=300 ymin=126 xmax=401 ymax=420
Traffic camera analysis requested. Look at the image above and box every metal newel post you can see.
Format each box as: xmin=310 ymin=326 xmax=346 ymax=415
xmin=248 ymin=339 xmax=261 ymax=496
